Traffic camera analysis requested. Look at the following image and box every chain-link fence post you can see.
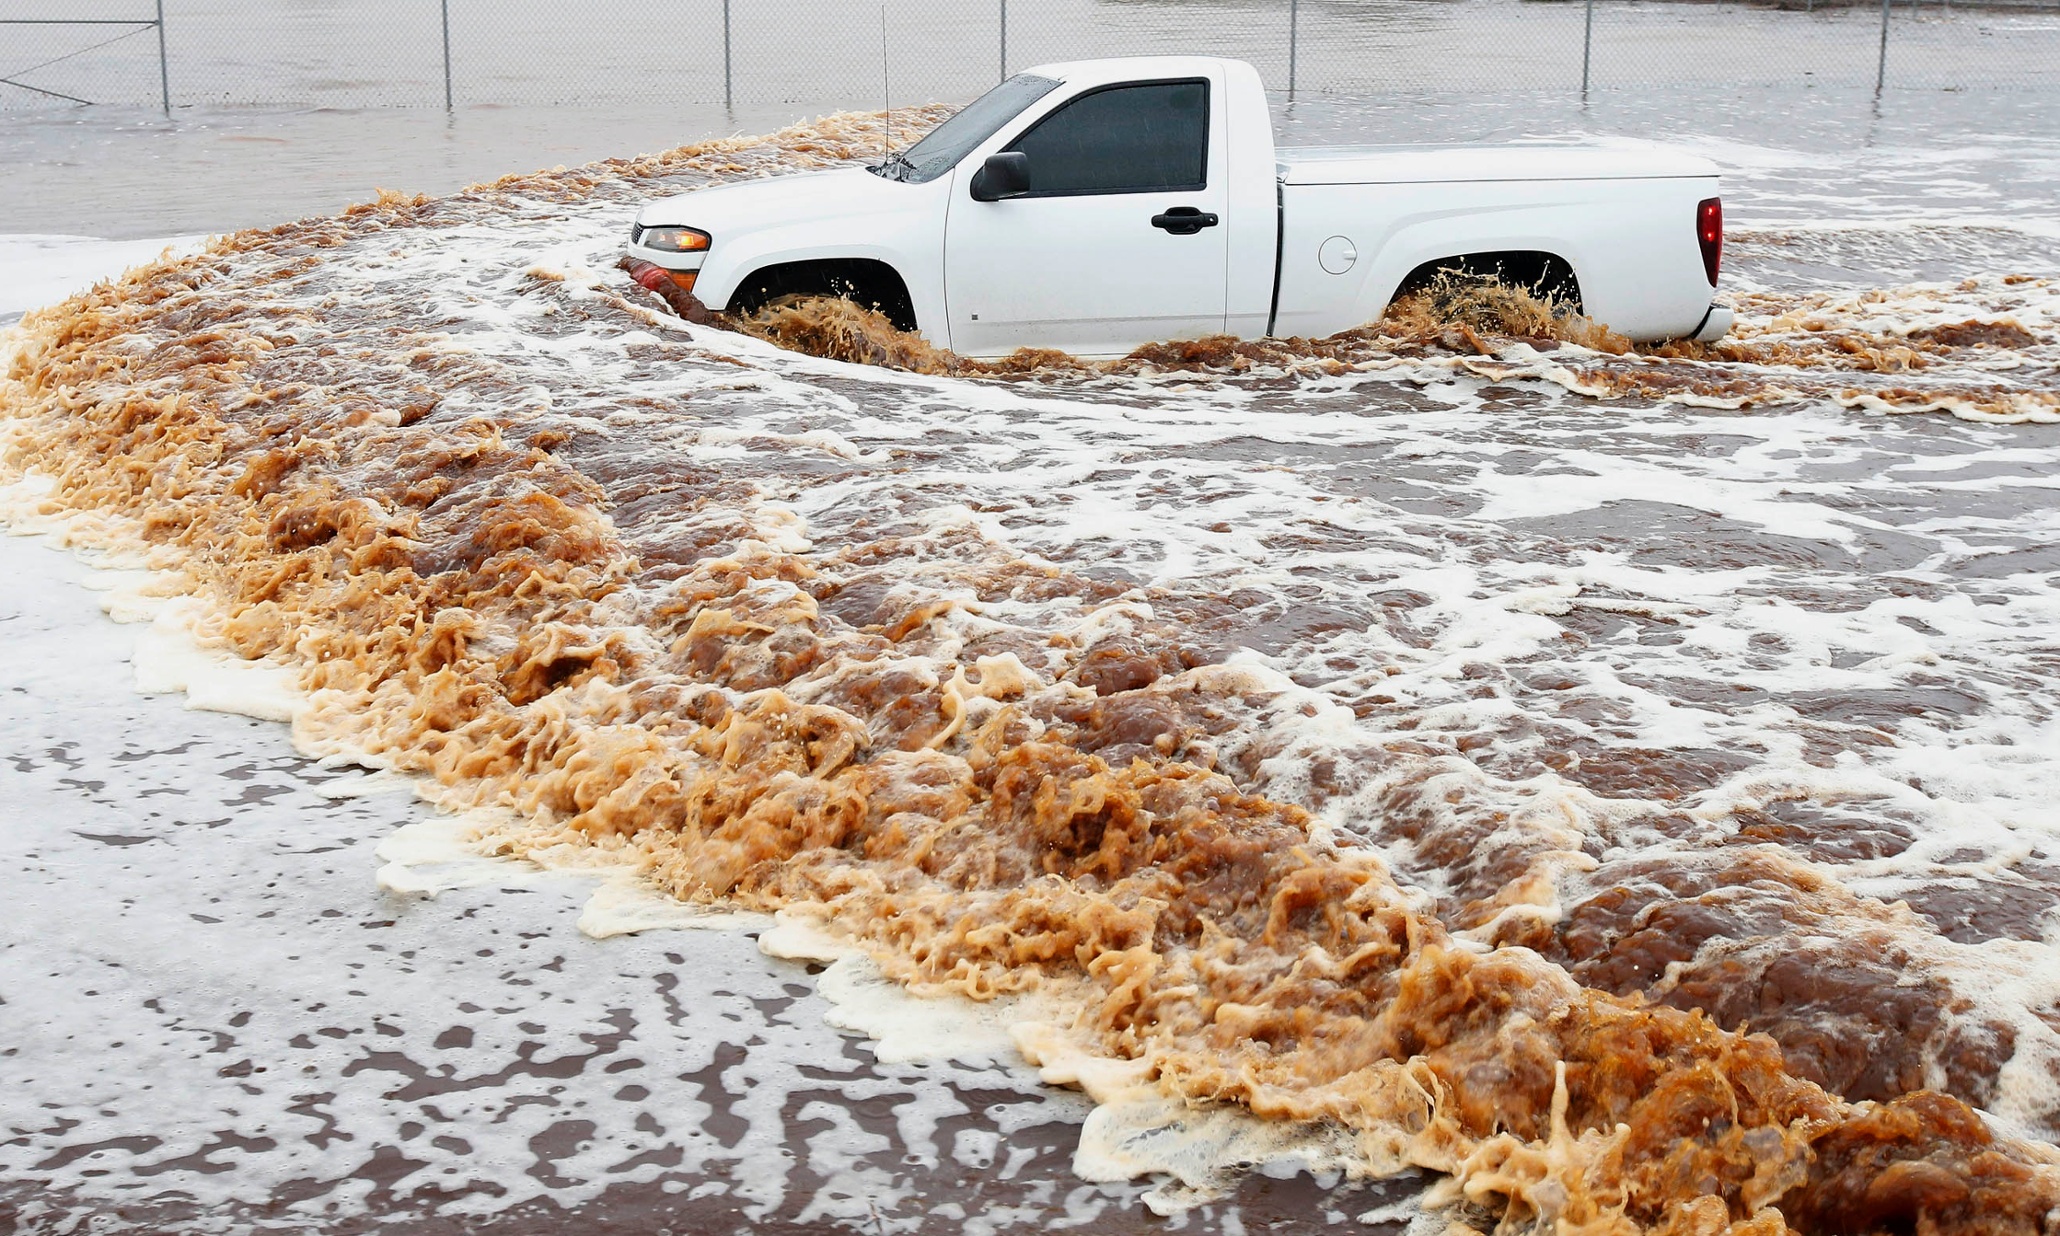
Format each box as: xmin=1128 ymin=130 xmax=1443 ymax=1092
xmin=1288 ymin=0 xmax=1299 ymax=100
xmin=723 ymin=0 xmax=732 ymax=109
xmin=1000 ymin=0 xmax=1007 ymax=80
xmin=440 ymin=0 xmax=452 ymax=111
xmin=155 ymin=0 xmax=168 ymax=114
xmin=1581 ymin=0 xmax=1594 ymax=96
xmin=1876 ymin=0 xmax=1890 ymax=94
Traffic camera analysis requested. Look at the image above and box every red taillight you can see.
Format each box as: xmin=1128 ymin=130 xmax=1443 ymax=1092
xmin=1697 ymin=197 xmax=1723 ymax=287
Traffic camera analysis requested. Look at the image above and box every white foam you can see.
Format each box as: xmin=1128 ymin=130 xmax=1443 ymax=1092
xmin=1013 ymin=1023 xmax=1374 ymax=1216
xmin=814 ymin=953 xmax=1026 ymax=1066
xmin=373 ymin=810 xmax=555 ymax=897
xmin=131 ymin=596 xmax=304 ymax=724
xmin=761 ymin=915 xmax=1376 ymax=1209
xmin=576 ymin=873 xmax=772 ymax=937
xmin=0 ymin=233 xmax=209 ymax=318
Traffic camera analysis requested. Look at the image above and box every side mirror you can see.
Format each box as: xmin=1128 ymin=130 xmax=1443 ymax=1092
xmin=970 ymin=151 xmax=1031 ymax=202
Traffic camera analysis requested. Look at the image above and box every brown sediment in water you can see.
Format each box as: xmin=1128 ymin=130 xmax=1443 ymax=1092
xmin=726 ymin=276 xmax=1636 ymax=377
xmin=734 ymin=294 xmax=981 ymax=375
xmin=1910 ymin=320 xmax=2042 ymax=350
xmin=5 ymin=115 xmax=2060 ymax=1236
xmin=726 ymin=271 xmax=2056 ymax=424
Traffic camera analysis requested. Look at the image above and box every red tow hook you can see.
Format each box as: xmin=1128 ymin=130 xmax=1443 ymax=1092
xmin=617 ymin=256 xmax=714 ymax=323
xmin=626 ymin=258 xmax=671 ymax=292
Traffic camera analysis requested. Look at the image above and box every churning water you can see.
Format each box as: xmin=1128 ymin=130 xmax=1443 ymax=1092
xmin=3 ymin=104 xmax=2060 ymax=1235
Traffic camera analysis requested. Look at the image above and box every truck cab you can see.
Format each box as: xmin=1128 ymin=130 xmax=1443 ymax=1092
xmin=928 ymin=57 xmax=1279 ymax=355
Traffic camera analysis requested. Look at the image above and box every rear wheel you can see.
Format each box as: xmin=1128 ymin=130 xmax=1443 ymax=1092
xmin=1393 ymin=251 xmax=1583 ymax=314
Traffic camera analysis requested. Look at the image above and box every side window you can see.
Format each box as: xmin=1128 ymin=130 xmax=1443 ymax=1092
xmin=1005 ymin=80 xmax=1209 ymax=196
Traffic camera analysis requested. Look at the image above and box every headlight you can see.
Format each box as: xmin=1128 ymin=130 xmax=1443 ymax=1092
xmin=638 ymin=225 xmax=711 ymax=253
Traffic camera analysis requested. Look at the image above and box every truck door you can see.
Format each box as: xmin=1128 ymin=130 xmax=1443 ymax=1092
xmin=944 ymin=78 xmax=1229 ymax=358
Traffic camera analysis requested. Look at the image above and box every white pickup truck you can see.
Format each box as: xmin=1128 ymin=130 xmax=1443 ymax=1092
xmin=624 ymin=55 xmax=1733 ymax=357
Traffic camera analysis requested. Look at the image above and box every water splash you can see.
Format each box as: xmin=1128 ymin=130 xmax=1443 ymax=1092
xmin=5 ymin=111 xmax=2059 ymax=1235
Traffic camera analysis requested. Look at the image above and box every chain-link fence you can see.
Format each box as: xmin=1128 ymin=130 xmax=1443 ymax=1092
xmin=1 ymin=7 xmax=164 ymax=108
xmin=3 ymin=0 xmax=2055 ymax=113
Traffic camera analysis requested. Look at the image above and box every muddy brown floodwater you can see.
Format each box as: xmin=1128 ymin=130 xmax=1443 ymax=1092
xmin=4 ymin=109 xmax=2060 ymax=1236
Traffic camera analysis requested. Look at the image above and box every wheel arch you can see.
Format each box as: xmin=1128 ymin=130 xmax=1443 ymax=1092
xmin=725 ymin=257 xmax=920 ymax=333
xmin=1388 ymin=249 xmax=1584 ymax=313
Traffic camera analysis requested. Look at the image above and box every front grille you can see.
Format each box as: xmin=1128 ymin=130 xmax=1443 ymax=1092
xmin=629 ymin=222 xmax=645 ymax=245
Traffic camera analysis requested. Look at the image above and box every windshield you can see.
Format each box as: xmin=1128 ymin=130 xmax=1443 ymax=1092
xmin=872 ymin=73 xmax=1060 ymax=184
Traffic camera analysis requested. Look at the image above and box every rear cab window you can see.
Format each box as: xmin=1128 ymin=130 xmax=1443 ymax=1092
xmin=1004 ymin=79 xmax=1210 ymax=196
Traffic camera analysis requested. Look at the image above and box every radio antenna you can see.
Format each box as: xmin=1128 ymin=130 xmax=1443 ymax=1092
xmin=881 ymin=5 xmax=891 ymax=156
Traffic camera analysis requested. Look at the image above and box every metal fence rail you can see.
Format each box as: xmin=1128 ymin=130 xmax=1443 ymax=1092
xmin=2 ymin=0 xmax=2054 ymax=113
xmin=1 ymin=4 xmax=164 ymax=111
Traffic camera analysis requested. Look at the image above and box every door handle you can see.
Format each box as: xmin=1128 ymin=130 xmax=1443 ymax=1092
xmin=1151 ymin=207 xmax=1219 ymax=235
